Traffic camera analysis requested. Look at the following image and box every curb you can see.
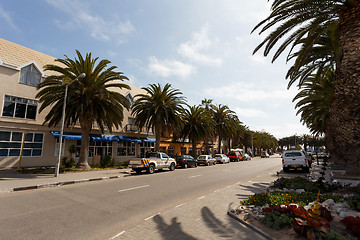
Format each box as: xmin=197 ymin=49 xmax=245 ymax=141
xmin=1 ymin=172 xmax=131 ymax=194
xmin=227 ymin=210 xmax=275 ymax=240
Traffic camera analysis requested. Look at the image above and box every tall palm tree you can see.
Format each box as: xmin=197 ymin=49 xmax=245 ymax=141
xmin=200 ymin=98 xmax=215 ymax=153
xmin=132 ymin=83 xmax=186 ymax=151
xmin=36 ymin=51 xmax=130 ymax=169
xmin=252 ymin=0 xmax=360 ymax=174
xmin=179 ymin=105 xmax=210 ymax=158
xmin=293 ymin=71 xmax=335 ymax=136
xmin=211 ymin=104 xmax=236 ymax=153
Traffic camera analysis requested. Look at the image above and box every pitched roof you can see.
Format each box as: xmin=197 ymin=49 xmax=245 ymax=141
xmin=0 ymin=37 xmax=57 ymax=71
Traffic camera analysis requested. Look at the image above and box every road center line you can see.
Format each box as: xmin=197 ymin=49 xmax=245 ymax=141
xmin=144 ymin=213 xmax=161 ymax=221
xmin=118 ymin=185 xmax=150 ymax=193
xmin=188 ymin=175 xmax=202 ymax=179
xmin=109 ymin=231 xmax=125 ymax=240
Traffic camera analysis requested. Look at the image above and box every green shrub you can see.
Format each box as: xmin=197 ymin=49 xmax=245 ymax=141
xmin=263 ymin=211 xmax=292 ymax=230
xmin=61 ymin=157 xmax=76 ymax=168
xmin=346 ymin=195 xmax=360 ymax=211
xmin=272 ymin=177 xmax=341 ymax=193
xmin=100 ymin=155 xmax=114 ymax=168
xmin=241 ymin=191 xmax=337 ymax=206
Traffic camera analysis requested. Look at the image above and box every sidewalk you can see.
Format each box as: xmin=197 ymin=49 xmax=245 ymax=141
xmin=0 ymin=168 xmax=131 ymax=193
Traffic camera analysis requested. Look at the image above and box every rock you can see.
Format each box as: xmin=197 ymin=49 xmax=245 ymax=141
xmin=339 ymin=211 xmax=347 ymax=218
xmin=243 ymin=213 xmax=251 ymax=221
xmin=258 ymin=214 xmax=266 ymax=220
xmin=295 ymin=189 xmax=305 ymax=193
xmin=322 ymin=199 xmax=335 ymax=209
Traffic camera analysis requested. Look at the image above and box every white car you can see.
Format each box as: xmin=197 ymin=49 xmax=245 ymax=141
xmin=282 ymin=150 xmax=310 ymax=173
xmin=214 ymin=154 xmax=230 ymax=164
xmin=197 ymin=155 xmax=216 ymax=166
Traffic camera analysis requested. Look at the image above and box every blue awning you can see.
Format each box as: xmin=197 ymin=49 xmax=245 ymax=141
xmin=143 ymin=137 xmax=156 ymax=143
xmin=91 ymin=135 xmax=119 ymax=142
xmin=118 ymin=136 xmax=142 ymax=143
xmin=51 ymin=131 xmax=82 ymax=140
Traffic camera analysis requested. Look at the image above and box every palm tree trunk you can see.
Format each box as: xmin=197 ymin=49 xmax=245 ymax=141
xmin=77 ymin=128 xmax=91 ymax=169
xmin=155 ymin=123 xmax=162 ymax=152
xmin=77 ymin=118 xmax=92 ymax=169
xmin=328 ymin=4 xmax=360 ymax=175
xmin=192 ymin=139 xmax=197 ymax=159
xmin=218 ymin=134 xmax=222 ymax=153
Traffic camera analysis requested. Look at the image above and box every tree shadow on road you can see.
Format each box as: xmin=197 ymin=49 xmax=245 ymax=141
xmin=153 ymin=215 xmax=197 ymax=240
xmin=235 ymin=182 xmax=272 ymax=200
xmin=153 ymin=205 xmax=265 ymax=240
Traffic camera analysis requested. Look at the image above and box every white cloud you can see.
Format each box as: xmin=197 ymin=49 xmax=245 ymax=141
xmin=46 ymin=0 xmax=135 ymax=43
xmin=177 ymin=25 xmax=223 ymax=66
xmin=233 ymin=107 xmax=268 ymax=118
xmin=147 ymin=56 xmax=196 ymax=78
xmin=204 ymin=81 xmax=297 ymax=103
xmin=0 ymin=4 xmax=18 ymax=30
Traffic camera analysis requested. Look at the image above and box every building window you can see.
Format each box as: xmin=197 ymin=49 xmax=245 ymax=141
xmin=19 ymin=64 xmax=42 ymax=87
xmin=76 ymin=140 xmax=112 ymax=158
xmin=168 ymin=146 xmax=174 ymax=157
xmin=139 ymin=141 xmax=155 ymax=157
xmin=0 ymin=131 xmax=43 ymax=157
xmin=2 ymin=95 xmax=38 ymax=120
xmin=125 ymin=93 xmax=133 ymax=108
xmin=117 ymin=142 xmax=135 ymax=156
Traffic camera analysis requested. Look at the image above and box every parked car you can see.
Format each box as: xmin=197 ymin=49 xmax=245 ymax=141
xmin=175 ymin=155 xmax=197 ymax=168
xmin=282 ymin=150 xmax=310 ymax=173
xmin=261 ymin=152 xmax=270 ymax=158
xmin=197 ymin=155 xmax=216 ymax=166
xmin=228 ymin=151 xmax=242 ymax=162
xmin=243 ymin=153 xmax=251 ymax=161
xmin=214 ymin=154 xmax=230 ymax=164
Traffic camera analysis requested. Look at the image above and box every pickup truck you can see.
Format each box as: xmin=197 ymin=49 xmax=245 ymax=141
xmin=282 ymin=150 xmax=310 ymax=173
xmin=128 ymin=152 xmax=176 ymax=174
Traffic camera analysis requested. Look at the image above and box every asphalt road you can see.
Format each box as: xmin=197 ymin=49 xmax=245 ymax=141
xmin=0 ymin=156 xmax=283 ymax=240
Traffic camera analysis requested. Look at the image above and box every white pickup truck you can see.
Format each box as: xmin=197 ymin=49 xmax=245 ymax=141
xmin=282 ymin=150 xmax=310 ymax=173
xmin=128 ymin=152 xmax=176 ymax=174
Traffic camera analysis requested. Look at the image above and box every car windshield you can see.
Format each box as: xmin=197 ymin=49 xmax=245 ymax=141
xmin=175 ymin=156 xmax=185 ymax=160
xmin=215 ymin=154 xmax=222 ymax=157
xmin=228 ymin=152 xmax=235 ymax=156
xmin=198 ymin=156 xmax=206 ymax=160
xmin=148 ymin=152 xmax=159 ymax=158
xmin=284 ymin=152 xmax=302 ymax=157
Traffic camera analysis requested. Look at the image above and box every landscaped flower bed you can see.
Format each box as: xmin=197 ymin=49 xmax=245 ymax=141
xmin=235 ymin=177 xmax=360 ymax=239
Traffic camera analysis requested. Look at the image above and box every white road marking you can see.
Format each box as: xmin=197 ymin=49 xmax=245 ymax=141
xmin=188 ymin=175 xmax=202 ymax=179
xmin=248 ymin=180 xmax=252 ymax=183
xmin=144 ymin=213 xmax=161 ymax=221
xmin=222 ymin=170 xmax=230 ymax=172
xmin=118 ymin=185 xmax=150 ymax=193
xmin=109 ymin=231 xmax=125 ymax=240
xmin=175 ymin=203 xmax=185 ymax=208
xmin=198 ymin=196 xmax=205 ymax=200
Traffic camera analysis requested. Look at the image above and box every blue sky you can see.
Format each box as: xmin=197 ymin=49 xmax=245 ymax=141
xmin=0 ymin=0 xmax=310 ymax=138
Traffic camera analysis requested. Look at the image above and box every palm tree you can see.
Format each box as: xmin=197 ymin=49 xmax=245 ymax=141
xmin=293 ymin=71 xmax=335 ymax=136
xmin=211 ymin=104 xmax=236 ymax=154
xmin=179 ymin=105 xmax=210 ymax=158
xmin=132 ymin=83 xmax=186 ymax=151
xmin=252 ymin=0 xmax=360 ymax=175
xmin=36 ymin=51 xmax=130 ymax=169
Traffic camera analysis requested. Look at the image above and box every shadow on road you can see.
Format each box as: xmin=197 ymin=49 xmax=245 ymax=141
xmin=153 ymin=205 xmax=264 ymax=240
xmin=153 ymin=215 xmax=197 ymax=240
xmin=235 ymin=182 xmax=271 ymax=200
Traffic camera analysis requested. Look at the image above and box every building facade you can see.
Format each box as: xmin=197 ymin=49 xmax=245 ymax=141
xmin=0 ymin=38 xmax=155 ymax=169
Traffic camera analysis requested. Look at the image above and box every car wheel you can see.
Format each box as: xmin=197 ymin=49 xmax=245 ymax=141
xmin=169 ymin=163 xmax=175 ymax=171
xmin=147 ymin=164 xmax=155 ymax=174
xmin=184 ymin=163 xmax=188 ymax=169
xmin=283 ymin=167 xmax=288 ymax=173
xmin=195 ymin=163 xmax=197 ymax=168
xmin=207 ymin=162 xmax=210 ymax=166
xmin=213 ymin=161 xmax=216 ymax=165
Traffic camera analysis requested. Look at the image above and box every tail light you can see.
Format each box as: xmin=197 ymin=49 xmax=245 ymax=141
xmin=182 ymin=159 xmax=185 ymax=162
xmin=282 ymin=159 xmax=284 ymax=164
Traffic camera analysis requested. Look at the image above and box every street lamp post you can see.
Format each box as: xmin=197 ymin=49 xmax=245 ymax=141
xmin=55 ymin=73 xmax=86 ymax=177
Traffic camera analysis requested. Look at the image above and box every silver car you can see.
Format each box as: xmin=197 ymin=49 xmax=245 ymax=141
xmin=197 ymin=155 xmax=216 ymax=166
xmin=214 ymin=154 xmax=230 ymax=164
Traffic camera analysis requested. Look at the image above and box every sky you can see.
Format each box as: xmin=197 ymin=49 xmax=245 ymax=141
xmin=0 ymin=0 xmax=310 ymax=139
